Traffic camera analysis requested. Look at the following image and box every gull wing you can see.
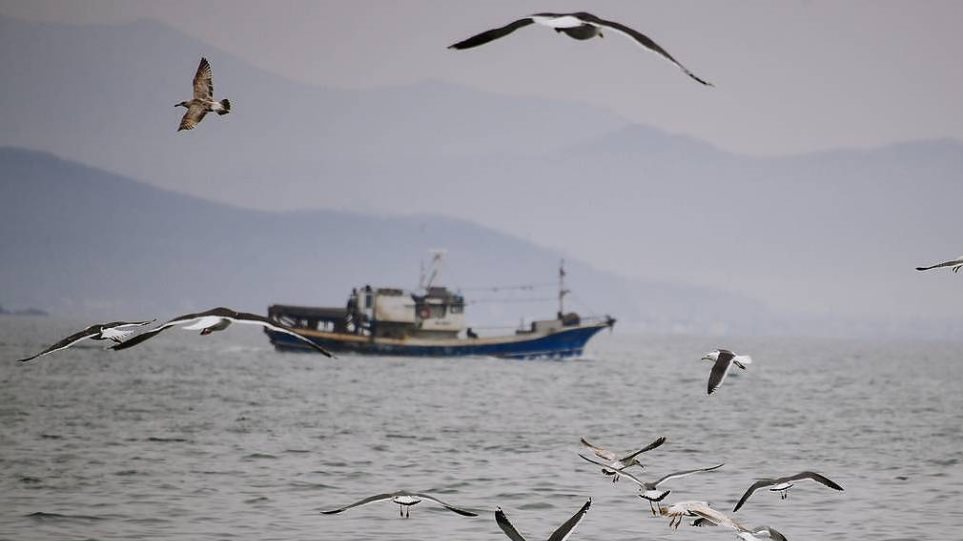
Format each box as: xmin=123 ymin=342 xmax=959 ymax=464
xmin=229 ymin=310 xmax=334 ymax=357
xmin=192 ymin=57 xmax=214 ymax=100
xmin=577 ymin=454 xmax=646 ymax=487
xmin=619 ymin=435 xmax=667 ymax=462
xmin=746 ymin=526 xmax=788 ymax=541
xmin=495 ymin=508 xmax=528 ymax=541
xmin=412 ymin=493 xmax=478 ymax=516
xmin=178 ymin=103 xmax=208 ymax=131
xmin=18 ymin=325 xmax=102 ymax=362
xmin=320 ymin=492 xmax=400 ymax=514
xmin=547 ymin=498 xmax=591 ymax=541
xmin=707 ymin=351 xmax=735 ymax=395
xmin=690 ymin=506 xmax=743 ymax=531
xmin=448 ymin=17 xmax=535 ymax=49
xmin=733 ymin=478 xmax=778 ymax=512
xmin=784 ymin=471 xmax=844 ymax=491
xmin=579 ymin=437 xmax=617 ymax=461
xmin=109 ymin=310 xmax=217 ymax=351
xmin=916 ymin=256 xmax=963 ymax=271
xmin=654 ymin=463 xmax=724 ymax=487
xmin=577 ymin=13 xmax=712 ymax=86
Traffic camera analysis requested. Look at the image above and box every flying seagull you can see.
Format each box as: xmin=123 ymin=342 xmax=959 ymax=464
xmin=496 ymin=498 xmax=591 ymax=541
xmin=916 ymin=255 xmax=963 ymax=273
xmin=580 ymin=435 xmax=666 ymax=481
xmin=17 ymin=320 xmax=154 ymax=363
xmin=448 ymin=12 xmax=712 ymax=86
xmin=110 ymin=307 xmax=332 ymax=357
xmin=685 ymin=503 xmax=789 ymax=540
xmin=175 ymin=57 xmax=231 ymax=131
xmin=657 ymin=500 xmax=720 ymax=529
xmin=733 ymin=471 xmax=844 ymax=512
xmin=702 ymin=349 xmax=752 ymax=395
xmin=578 ymin=454 xmax=723 ymax=514
xmin=320 ymin=490 xmax=477 ymax=518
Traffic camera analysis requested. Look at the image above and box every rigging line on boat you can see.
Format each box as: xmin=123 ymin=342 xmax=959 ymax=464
xmin=568 ymin=291 xmax=600 ymax=316
xmin=456 ymin=282 xmax=557 ymax=292
xmin=466 ymin=296 xmax=557 ymax=304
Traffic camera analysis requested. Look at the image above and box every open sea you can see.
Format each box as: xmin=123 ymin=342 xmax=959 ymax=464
xmin=1 ymin=316 xmax=961 ymax=540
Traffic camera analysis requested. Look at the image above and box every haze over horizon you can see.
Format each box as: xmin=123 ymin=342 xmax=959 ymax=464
xmin=1 ymin=1 xmax=961 ymax=338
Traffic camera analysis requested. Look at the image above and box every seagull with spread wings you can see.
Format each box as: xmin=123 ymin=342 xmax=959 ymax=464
xmin=175 ymin=57 xmax=231 ymax=131
xmin=732 ymin=471 xmax=844 ymax=512
xmin=320 ymin=490 xmax=477 ymax=518
xmin=110 ymin=307 xmax=332 ymax=357
xmin=448 ymin=12 xmax=712 ymax=86
xmin=579 ymin=435 xmax=666 ymax=481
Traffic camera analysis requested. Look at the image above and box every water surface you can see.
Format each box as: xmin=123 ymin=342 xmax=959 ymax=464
xmin=1 ymin=317 xmax=961 ymax=540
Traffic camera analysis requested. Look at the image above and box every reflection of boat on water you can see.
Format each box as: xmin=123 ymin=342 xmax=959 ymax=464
xmin=264 ymin=253 xmax=614 ymax=359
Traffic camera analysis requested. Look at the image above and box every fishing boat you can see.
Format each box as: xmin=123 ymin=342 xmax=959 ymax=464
xmin=264 ymin=253 xmax=614 ymax=359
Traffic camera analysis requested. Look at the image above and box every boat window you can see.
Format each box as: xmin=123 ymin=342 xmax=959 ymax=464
xmin=365 ymin=294 xmax=372 ymax=309
xmin=430 ymin=305 xmax=446 ymax=318
xmin=450 ymin=304 xmax=463 ymax=314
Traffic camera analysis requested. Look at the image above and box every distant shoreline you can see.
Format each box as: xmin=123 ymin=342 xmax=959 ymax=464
xmin=0 ymin=306 xmax=48 ymax=317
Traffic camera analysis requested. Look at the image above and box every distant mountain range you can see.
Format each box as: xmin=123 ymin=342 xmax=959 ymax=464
xmin=0 ymin=147 xmax=778 ymax=335
xmin=1 ymin=14 xmax=961 ymax=340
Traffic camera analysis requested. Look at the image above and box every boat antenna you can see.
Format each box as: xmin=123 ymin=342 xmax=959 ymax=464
xmin=423 ymin=249 xmax=447 ymax=291
xmin=558 ymin=259 xmax=569 ymax=317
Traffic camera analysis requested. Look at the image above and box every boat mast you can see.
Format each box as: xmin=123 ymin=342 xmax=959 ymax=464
xmin=558 ymin=259 xmax=569 ymax=317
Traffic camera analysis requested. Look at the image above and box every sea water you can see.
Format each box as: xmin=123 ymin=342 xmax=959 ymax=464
xmin=1 ymin=317 xmax=961 ymax=540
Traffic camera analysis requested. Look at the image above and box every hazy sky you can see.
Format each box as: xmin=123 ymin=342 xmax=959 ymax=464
xmin=3 ymin=0 xmax=963 ymax=156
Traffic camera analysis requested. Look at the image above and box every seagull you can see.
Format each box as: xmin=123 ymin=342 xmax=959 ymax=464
xmin=109 ymin=307 xmax=332 ymax=357
xmin=496 ymin=498 xmax=591 ymax=541
xmin=702 ymin=349 xmax=752 ymax=395
xmin=657 ymin=500 xmax=721 ymax=529
xmin=320 ymin=490 xmax=477 ymax=518
xmin=916 ymin=255 xmax=963 ymax=273
xmin=732 ymin=472 xmax=844 ymax=512
xmin=685 ymin=503 xmax=789 ymax=540
xmin=578 ymin=454 xmax=723 ymax=514
xmin=448 ymin=12 xmax=712 ymax=86
xmin=579 ymin=435 xmax=665 ymax=481
xmin=175 ymin=57 xmax=231 ymax=131
xmin=17 ymin=320 xmax=155 ymax=363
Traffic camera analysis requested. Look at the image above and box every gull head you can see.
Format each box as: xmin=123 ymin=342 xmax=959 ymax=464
xmin=701 ymin=350 xmax=720 ymax=362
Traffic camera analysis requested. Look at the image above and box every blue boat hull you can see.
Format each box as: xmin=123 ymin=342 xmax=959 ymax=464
xmin=265 ymin=323 xmax=608 ymax=359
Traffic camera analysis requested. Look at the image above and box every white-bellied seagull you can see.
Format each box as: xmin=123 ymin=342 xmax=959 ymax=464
xmin=109 ymin=307 xmax=333 ymax=357
xmin=175 ymin=57 xmax=231 ymax=131
xmin=915 ymin=255 xmax=963 ymax=273
xmin=702 ymin=349 xmax=752 ymax=395
xmin=17 ymin=320 xmax=154 ymax=363
xmin=580 ymin=435 xmax=666 ymax=481
xmin=732 ymin=471 xmax=843 ymax=512
xmin=320 ymin=490 xmax=477 ymax=518
xmin=495 ymin=498 xmax=590 ymax=541
xmin=448 ymin=12 xmax=712 ymax=86
xmin=579 ymin=454 xmax=723 ymax=514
